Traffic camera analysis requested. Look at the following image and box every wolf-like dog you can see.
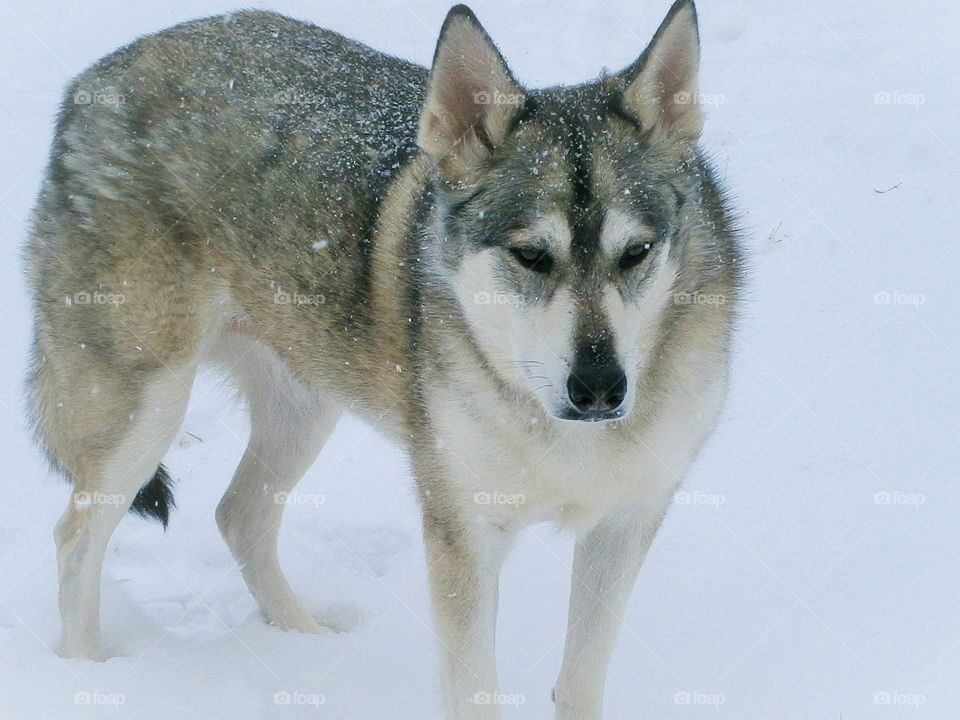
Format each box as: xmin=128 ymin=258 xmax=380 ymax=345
xmin=25 ymin=1 xmax=741 ymax=717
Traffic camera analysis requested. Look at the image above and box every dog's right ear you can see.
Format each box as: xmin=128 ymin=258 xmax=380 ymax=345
xmin=417 ymin=5 xmax=524 ymax=181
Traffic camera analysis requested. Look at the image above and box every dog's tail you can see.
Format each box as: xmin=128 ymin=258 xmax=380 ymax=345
xmin=129 ymin=464 xmax=176 ymax=529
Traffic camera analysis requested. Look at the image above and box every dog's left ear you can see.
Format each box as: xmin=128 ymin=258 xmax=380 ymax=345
xmin=418 ymin=5 xmax=524 ymax=179
xmin=620 ymin=0 xmax=703 ymax=143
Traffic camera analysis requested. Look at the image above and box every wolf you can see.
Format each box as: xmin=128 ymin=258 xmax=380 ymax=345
xmin=24 ymin=0 xmax=741 ymax=717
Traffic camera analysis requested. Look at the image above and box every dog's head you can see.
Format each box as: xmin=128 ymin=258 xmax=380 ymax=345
xmin=418 ymin=0 xmax=707 ymax=423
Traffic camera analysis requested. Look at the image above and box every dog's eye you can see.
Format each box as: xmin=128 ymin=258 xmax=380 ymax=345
xmin=509 ymin=246 xmax=553 ymax=273
xmin=619 ymin=242 xmax=653 ymax=271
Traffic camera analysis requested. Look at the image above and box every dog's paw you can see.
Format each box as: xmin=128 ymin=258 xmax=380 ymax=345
xmin=59 ymin=644 xmax=108 ymax=662
xmin=263 ymin=609 xmax=334 ymax=635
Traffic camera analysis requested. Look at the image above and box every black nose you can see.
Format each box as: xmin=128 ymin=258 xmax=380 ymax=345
xmin=566 ymin=366 xmax=627 ymax=416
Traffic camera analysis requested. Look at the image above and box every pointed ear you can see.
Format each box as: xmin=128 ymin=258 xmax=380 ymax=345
xmin=621 ymin=0 xmax=703 ymax=143
xmin=417 ymin=5 xmax=524 ymax=180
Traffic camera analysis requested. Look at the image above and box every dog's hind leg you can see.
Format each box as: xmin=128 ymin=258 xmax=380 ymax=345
xmin=214 ymin=334 xmax=339 ymax=633
xmin=34 ymin=356 xmax=198 ymax=659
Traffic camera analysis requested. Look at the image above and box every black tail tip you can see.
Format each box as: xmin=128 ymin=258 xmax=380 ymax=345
xmin=129 ymin=465 xmax=176 ymax=529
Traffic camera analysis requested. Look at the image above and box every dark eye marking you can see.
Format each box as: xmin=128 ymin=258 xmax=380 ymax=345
xmin=509 ymin=246 xmax=553 ymax=274
xmin=618 ymin=241 xmax=654 ymax=271
xmin=447 ymin=188 xmax=484 ymax=217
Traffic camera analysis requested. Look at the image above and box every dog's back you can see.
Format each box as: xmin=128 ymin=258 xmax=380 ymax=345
xmin=26 ymin=10 xmax=427 ymax=465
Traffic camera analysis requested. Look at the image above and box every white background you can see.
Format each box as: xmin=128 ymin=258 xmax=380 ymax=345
xmin=1 ymin=0 xmax=958 ymax=717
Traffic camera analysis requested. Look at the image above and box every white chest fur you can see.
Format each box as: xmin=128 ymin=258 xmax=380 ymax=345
xmin=426 ymin=364 xmax=727 ymax=534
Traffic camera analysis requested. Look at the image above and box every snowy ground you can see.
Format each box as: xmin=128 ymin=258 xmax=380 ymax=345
xmin=1 ymin=0 xmax=959 ymax=717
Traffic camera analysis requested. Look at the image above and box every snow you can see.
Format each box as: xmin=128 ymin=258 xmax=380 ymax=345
xmin=1 ymin=0 xmax=959 ymax=718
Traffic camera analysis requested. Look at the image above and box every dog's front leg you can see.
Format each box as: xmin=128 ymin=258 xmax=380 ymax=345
xmin=423 ymin=509 xmax=509 ymax=720
xmin=553 ymin=506 xmax=661 ymax=719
